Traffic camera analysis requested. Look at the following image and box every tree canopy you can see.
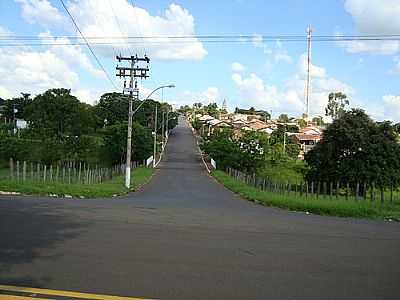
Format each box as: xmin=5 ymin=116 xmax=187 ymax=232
xmin=306 ymin=109 xmax=400 ymax=187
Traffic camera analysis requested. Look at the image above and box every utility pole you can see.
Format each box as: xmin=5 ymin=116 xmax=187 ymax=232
xmin=166 ymin=109 xmax=169 ymax=142
xmin=161 ymin=112 xmax=165 ymax=149
xmin=305 ymin=26 xmax=313 ymax=120
xmin=153 ymin=104 xmax=157 ymax=168
xmin=116 ymin=54 xmax=150 ymax=189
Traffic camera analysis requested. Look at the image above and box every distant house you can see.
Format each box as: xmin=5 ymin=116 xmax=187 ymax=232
xmin=0 ymin=97 xmax=5 ymax=122
xmin=291 ymin=131 xmax=322 ymax=159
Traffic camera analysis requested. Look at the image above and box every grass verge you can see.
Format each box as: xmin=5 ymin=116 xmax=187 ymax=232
xmin=0 ymin=167 xmax=154 ymax=198
xmin=212 ymin=170 xmax=400 ymax=220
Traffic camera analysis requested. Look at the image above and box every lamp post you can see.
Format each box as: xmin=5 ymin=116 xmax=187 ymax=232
xmin=125 ymin=84 xmax=175 ymax=187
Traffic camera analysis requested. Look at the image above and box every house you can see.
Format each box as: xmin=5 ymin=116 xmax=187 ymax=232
xmin=206 ymin=119 xmax=232 ymax=135
xmin=0 ymin=97 xmax=5 ymax=123
xmin=291 ymin=131 xmax=322 ymax=159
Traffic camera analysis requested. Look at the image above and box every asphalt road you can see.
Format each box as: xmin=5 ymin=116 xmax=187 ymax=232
xmin=1 ymin=118 xmax=399 ymax=300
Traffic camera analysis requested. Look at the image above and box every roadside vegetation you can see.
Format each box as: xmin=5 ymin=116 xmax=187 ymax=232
xmin=0 ymin=167 xmax=154 ymax=198
xmin=212 ymin=170 xmax=400 ymax=220
xmin=0 ymin=88 xmax=176 ymax=198
xmin=186 ymin=94 xmax=400 ymax=219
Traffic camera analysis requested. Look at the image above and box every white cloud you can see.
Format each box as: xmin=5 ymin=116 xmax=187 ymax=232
xmin=251 ymin=34 xmax=292 ymax=66
xmin=231 ymin=62 xmax=245 ymax=73
xmin=66 ymin=1 xmax=207 ymax=60
xmin=38 ymin=32 xmax=105 ymax=78
xmin=382 ymin=95 xmax=400 ymax=121
xmin=15 ymin=0 xmax=65 ymax=27
xmin=231 ymin=55 xmax=354 ymax=116
xmin=342 ymin=0 xmax=400 ymax=55
xmin=392 ymin=56 xmax=400 ymax=74
xmin=202 ymin=87 xmax=220 ymax=102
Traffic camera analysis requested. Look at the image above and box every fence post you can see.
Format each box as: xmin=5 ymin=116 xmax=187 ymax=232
xmin=371 ymin=183 xmax=375 ymax=202
xmin=49 ymin=165 xmax=53 ymax=182
xmin=329 ymin=182 xmax=333 ymax=200
xmin=9 ymin=158 xmax=14 ymax=179
xmin=355 ymin=183 xmax=360 ymax=202
xmin=390 ymin=182 xmax=393 ymax=204
xmin=43 ymin=165 xmax=47 ymax=182
xmin=23 ymin=161 xmax=27 ymax=182
xmin=16 ymin=161 xmax=20 ymax=182
xmin=305 ymin=182 xmax=308 ymax=198
xmin=336 ymin=182 xmax=339 ymax=199
xmin=30 ymin=162 xmax=33 ymax=180
xmin=346 ymin=182 xmax=349 ymax=200
xmin=311 ymin=182 xmax=314 ymax=197
xmin=380 ymin=186 xmax=384 ymax=203
xmin=363 ymin=183 xmax=367 ymax=201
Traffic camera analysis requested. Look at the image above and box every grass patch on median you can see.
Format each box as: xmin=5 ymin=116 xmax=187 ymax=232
xmin=0 ymin=167 xmax=154 ymax=198
xmin=212 ymin=170 xmax=400 ymax=220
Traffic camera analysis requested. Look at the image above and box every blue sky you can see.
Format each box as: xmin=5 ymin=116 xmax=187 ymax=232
xmin=0 ymin=0 xmax=400 ymax=121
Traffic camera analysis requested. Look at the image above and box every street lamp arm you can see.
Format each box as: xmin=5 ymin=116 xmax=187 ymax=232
xmin=132 ymin=85 xmax=175 ymax=116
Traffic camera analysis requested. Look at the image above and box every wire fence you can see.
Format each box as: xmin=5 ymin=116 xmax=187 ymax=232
xmin=8 ymin=158 xmax=147 ymax=185
xmin=226 ymin=167 xmax=398 ymax=204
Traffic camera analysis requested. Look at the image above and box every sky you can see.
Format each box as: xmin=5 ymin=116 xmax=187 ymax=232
xmin=0 ymin=0 xmax=400 ymax=121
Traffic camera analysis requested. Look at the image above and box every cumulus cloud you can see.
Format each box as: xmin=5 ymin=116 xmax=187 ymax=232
xmin=0 ymin=46 xmax=80 ymax=99
xmin=231 ymin=62 xmax=245 ymax=73
xmin=66 ymin=0 xmax=207 ymax=60
xmin=14 ymin=0 xmax=65 ymax=27
xmin=38 ymin=32 xmax=105 ymax=78
xmin=342 ymin=0 xmax=400 ymax=55
xmin=382 ymin=95 xmax=400 ymax=121
xmin=202 ymin=87 xmax=220 ymax=102
xmin=231 ymin=55 xmax=353 ymax=116
xmin=251 ymin=34 xmax=293 ymax=66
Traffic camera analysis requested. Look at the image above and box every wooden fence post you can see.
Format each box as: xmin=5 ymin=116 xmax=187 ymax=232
xmin=23 ymin=161 xmax=27 ymax=182
xmin=9 ymin=158 xmax=14 ymax=179
xmin=43 ymin=165 xmax=47 ymax=182
xmin=49 ymin=165 xmax=53 ymax=182
xmin=30 ymin=162 xmax=33 ymax=180
xmin=355 ymin=183 xmax=360 ymax=202
xmin=390 ymin=182 xmax=393 ymax=204
xmin=380 ymin=186 xmax=384 ymax=203
xmin=16 ymin=161 xmax=20 ymax=181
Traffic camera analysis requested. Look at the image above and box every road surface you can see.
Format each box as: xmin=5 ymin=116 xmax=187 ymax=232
xmin=1 ymin=118 xmax=399 ymax=300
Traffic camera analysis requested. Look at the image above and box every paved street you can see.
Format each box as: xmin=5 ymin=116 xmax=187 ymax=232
xmin=1 ymin=118 xmax=399 ymax=300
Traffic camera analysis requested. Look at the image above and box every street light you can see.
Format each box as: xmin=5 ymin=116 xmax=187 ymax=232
xmin=125 ymin=84 xmax=175 ymax=188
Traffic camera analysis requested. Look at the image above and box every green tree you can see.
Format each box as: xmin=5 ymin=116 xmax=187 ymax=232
xmin=325 ymin=92 xmax=349 ymax=120
xmin=204 ymin=102 xmax=219 ymax=118
xmin=3 ymin=93 xmax=32 ymax=120
xmin=24 ymin=88 xmax=95 ymax=138
xmin=312 ymin=116 xmax=324 ymax=126
xmin=100 ymin=122 xmax=153 ymax=165
xmin=278 ymin=114 xmax=290 ymax=123
xmin=200 ymin=129 xmax=241 ymax=170
xmin=306 ymin=109 xmax=400 ymax=188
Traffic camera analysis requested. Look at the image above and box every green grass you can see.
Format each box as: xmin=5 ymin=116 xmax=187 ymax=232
xmin=0 ymin=167 xmax=154 ymax=198
xmin=258 ymin=160 xmax=306 ymax=184
xmin=212 ymin=170 xmax=400 ymax=220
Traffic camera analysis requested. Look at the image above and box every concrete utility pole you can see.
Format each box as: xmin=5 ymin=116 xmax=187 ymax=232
xmin=116 ymin=54 xmax=150 ymax=189
xmin=305 ymin=26 xmax=313 ymax=119
xmin=153 ymin=105 xmax=157 ymax=168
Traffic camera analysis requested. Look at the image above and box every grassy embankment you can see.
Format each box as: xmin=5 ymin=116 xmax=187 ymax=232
xmin=212 ymin=170 xmax=400 ymax=220
xmin=0 ymin=167 xmax=154 ymax=198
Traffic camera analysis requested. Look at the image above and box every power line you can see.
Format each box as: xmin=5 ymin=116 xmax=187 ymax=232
xmin=59 ymin=0 xmax=118 ymax=90
xmin=2 ymin=34 xmax=400 ymax=40
xmin=2 ymin=36 xmax=400 ymax=47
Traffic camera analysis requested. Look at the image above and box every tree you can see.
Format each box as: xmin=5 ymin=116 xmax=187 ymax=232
xmin=306 ymin=109 xmax=400 ymax=188
xmin=94 ymin=92 xmax=129 ymax=126
xmin=24 ymin=88 xmax=95 ymax=138
xmin=278 ymin=114 xmax=289 ymax=123
xmin=312 ymin=116 xmax=324 ymax=126
xmin=200 ymin=129 xmax=241 ymax=171
xmin=237 ymin=131 xmax=269 ymax=172
xmin=325 ymin=92 xmax=349 ymax=120
xmin=204 ymin=102 xmax=219 ymax=118
xmin=3 ymin=93 xmax=32 ymax=121
xmin=100 ymin=122 xmax=153 ymax=165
